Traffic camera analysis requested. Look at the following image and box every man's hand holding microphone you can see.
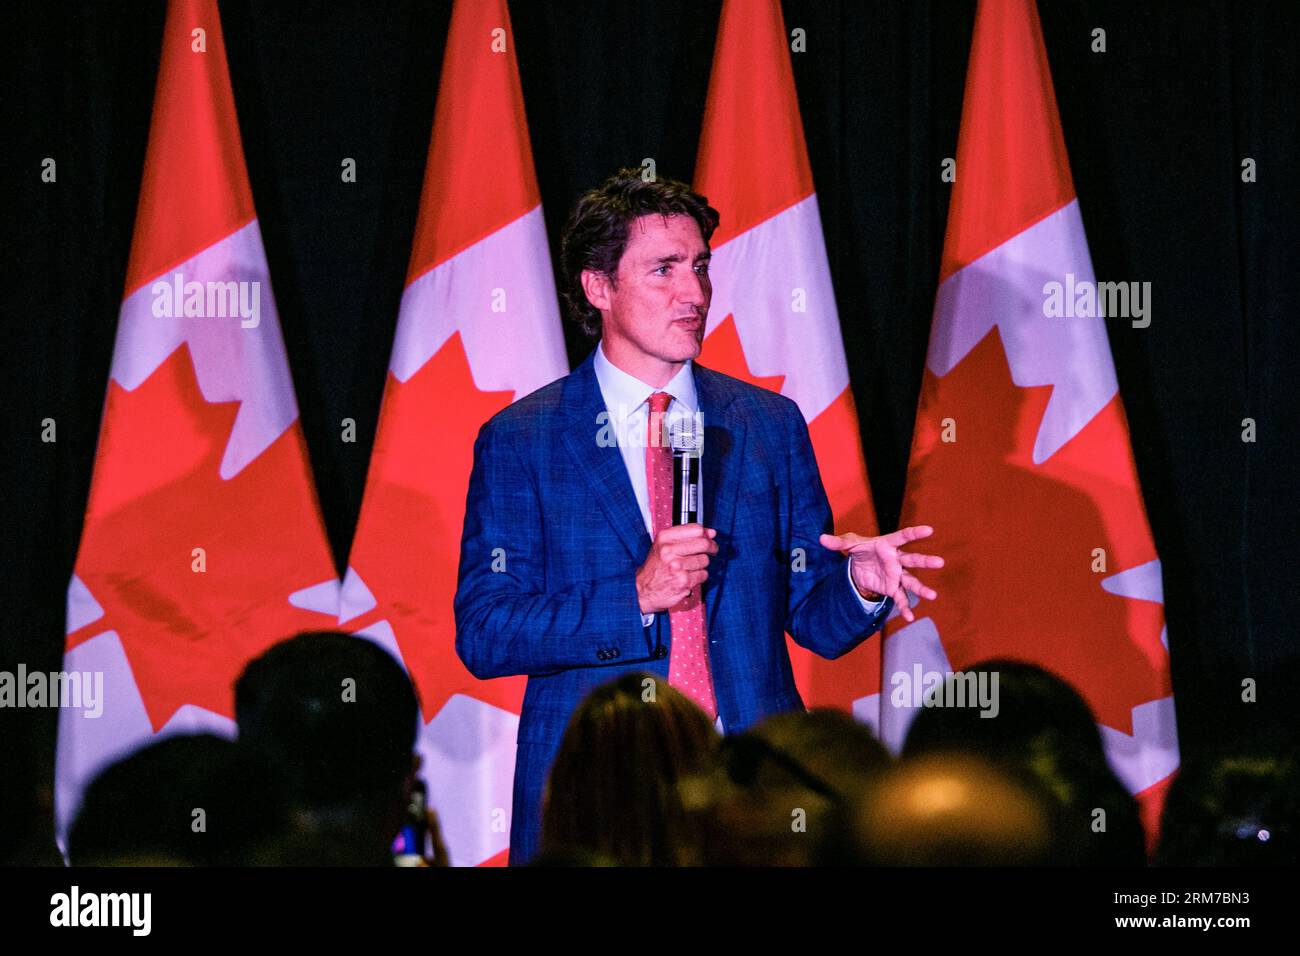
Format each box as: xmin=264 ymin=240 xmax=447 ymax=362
xmin=636 ymin=524 xmax=717 ymax=614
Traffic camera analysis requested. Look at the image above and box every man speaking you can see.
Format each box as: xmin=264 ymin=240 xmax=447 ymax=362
xmin=454 ymin=169 xmax=943 ymax=864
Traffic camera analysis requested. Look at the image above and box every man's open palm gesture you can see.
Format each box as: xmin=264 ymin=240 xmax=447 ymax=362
xmin=820 ymin=525 xmax=944 ymax=623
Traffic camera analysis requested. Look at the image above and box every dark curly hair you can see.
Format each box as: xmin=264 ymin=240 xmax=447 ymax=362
xmin=559 ymin=167 xmax=721 ymax=338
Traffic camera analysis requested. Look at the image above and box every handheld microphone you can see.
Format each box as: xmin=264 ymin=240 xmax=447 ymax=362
xmin=669 ymin=417 xmax=702 ymax=526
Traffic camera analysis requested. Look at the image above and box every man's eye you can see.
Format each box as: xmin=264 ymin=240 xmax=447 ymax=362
xmin=695 ymin=262 xmax=710 ymax=275
xmin=654 ymin=266 xmax=670 ymax=276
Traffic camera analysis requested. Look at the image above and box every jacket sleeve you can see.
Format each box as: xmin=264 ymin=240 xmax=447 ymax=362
xmin=453 ymin=416 xmax=658 ymax=679
xmin=781 ymin=403 xmax=893 ymax=658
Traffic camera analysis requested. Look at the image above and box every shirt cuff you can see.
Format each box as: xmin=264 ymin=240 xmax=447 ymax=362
xmin=847 ymin=559 xmax=889 ymax=614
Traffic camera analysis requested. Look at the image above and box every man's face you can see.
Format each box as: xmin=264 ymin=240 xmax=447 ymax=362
xmin=588 ymin=213 xmax=712 ymax=375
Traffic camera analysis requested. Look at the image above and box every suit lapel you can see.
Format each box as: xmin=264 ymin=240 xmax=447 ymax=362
xmin=694 ymin=363 xmax=745 ymax=635
xmin=560 ymin=350 xmax=653 ymax=564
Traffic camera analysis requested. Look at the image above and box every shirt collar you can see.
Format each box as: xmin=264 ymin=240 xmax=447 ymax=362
xmin=592 ymin=339 xmax=698 ymax=423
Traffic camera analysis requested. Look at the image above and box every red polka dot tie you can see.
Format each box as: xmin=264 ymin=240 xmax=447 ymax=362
xmin=645 ymin=391 xmax=717 ymax=720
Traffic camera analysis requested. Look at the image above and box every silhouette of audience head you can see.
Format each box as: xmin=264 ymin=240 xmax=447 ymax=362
xmin=902 ymin=658 xmax=1145 ymax=864
xmin=683 ymin=709 xmax=888 ymax=866
xmin=1156 ymin=749 xmax=1299 ymax=865
xmin=540 ymin=672 xmax=718 ymax=865
xmin=751 ymin=708 xmax=890 ymax=794
xmin=1 ymin=707 xmax=61 ymax=866
xmin=68 ymin=733 xmax=285 ymax=866
xmin=234 ymin=631 xmax=420 ymax=865
xmin=851 ymin=752 xmax=1058 ymax=865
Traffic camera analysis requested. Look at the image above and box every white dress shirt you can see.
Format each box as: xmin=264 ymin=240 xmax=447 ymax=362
xmin=591 ymin=341 xmax=888 ymax=631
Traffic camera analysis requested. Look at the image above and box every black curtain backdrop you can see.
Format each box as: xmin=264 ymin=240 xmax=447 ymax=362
xmin=6 ymin=1 xmax=1299 ymax=815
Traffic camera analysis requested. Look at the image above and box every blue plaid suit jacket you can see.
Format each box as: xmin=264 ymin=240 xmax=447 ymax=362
xmin=454 ymin=346 xmax=892 ymax=864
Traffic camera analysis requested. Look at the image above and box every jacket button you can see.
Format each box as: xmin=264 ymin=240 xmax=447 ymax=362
xmin=609 ymin=648 xmax=620 ymax=658
xmin=654 ymin=646 xmax=668 ymax=659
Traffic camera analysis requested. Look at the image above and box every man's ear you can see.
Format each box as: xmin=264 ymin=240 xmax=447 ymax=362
xmin=580 ymin=268 xmax=613 ymax=313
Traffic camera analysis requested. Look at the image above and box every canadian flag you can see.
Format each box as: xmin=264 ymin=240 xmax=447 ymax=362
xmin=56 ymin=0 xmax=340 ymax=844
xmin=339 ymin=0 xmax=567 ymax=867
xmin=694 ymin=0 xmax=884 ymax=719
xmin=879 ymin=0 xmax=1178 ymax=837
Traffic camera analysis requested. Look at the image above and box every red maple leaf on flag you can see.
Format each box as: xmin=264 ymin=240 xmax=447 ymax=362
xmin=68 ymin=343 xmax=341 ymax=731
xmin=698 ymin=313 xmax=787 ymax=396
xmin=701 ymin=314 xmax=882 ymax=712
xmin=900 ymin=325 xmax=1169 ymax=734
xmin=345 ymin=332 xmax=522 ymax=719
